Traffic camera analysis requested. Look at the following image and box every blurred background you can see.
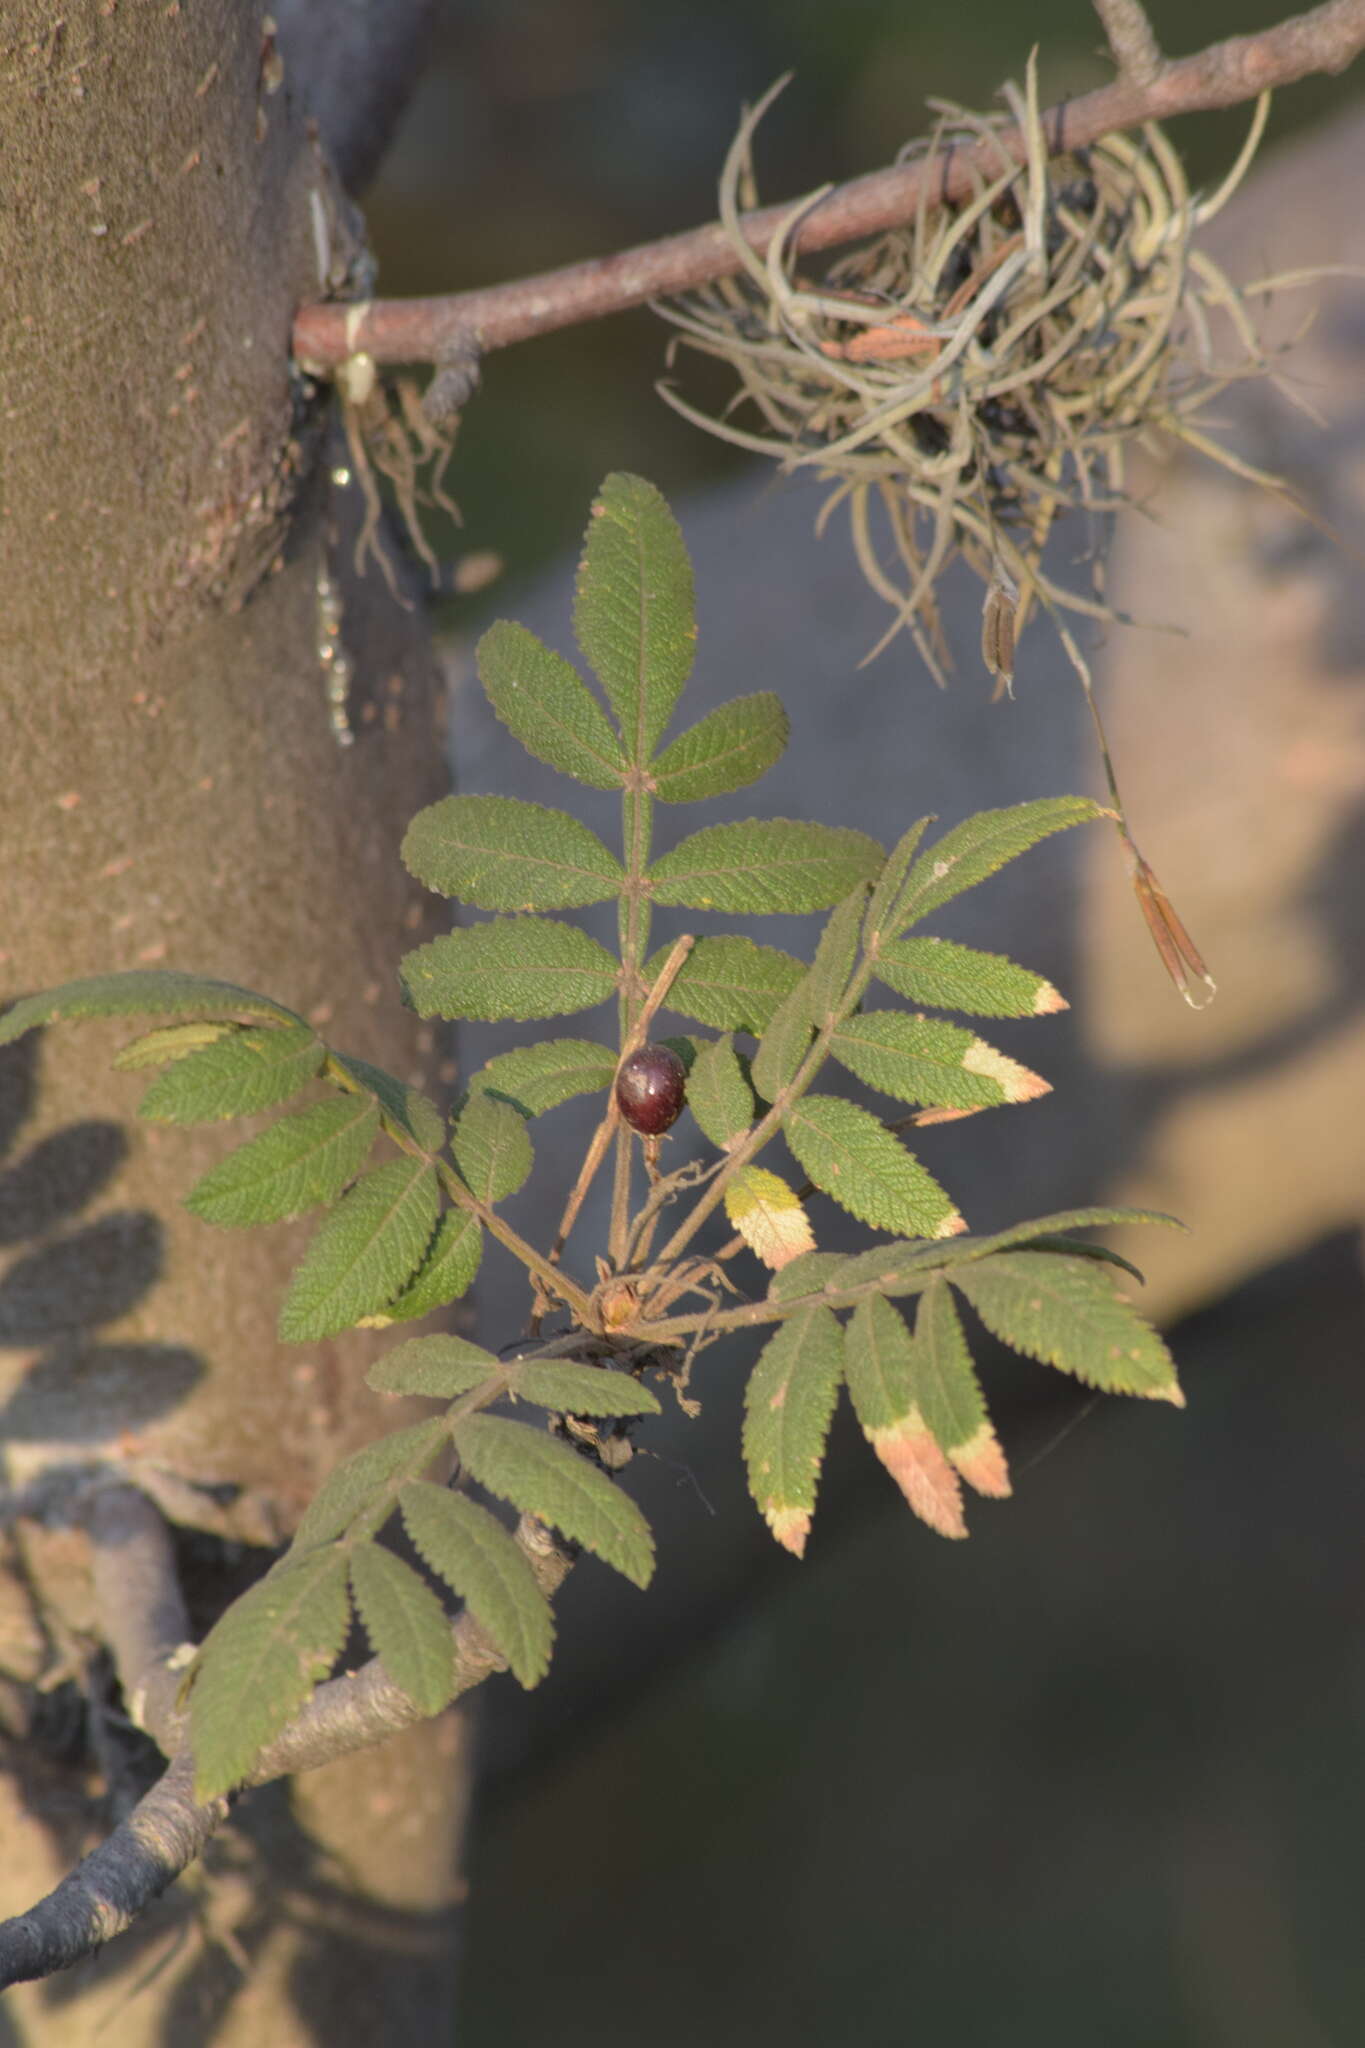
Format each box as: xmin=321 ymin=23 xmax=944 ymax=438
xmin=357 ymin=6 xmax=1365 ymax=2042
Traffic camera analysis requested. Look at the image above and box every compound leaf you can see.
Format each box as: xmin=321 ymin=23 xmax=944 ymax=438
xmin=742 ymin=1307 xmax=844 ymax=1557
xmin=647 ymin=934 xmax=803 ymax=1034
xmin=874 ymin=935 xmax=1066 ymax=1019
xmin=649 ymin=819 xmax=881 ymax=915
xmin=0 ymin=971 xmax=301 ymax=1047
xmin=470 ymin=1039 xmax=616 ymax=1118
xmin=186 ymin=1096 xmax=380 ymax=1228
xmin=399 ymin=1481 xmax=554 ymax=1687
xmin=574 ymin=472 xmax=695 ymax=761
xmin=951 ymin=1251 xmax=1183 ymax=1403
xmin=348 ymin=1541 xmax=454 ymax=1716
xmin=452 ymin=1414 xmax=654 ymax=1588
xmin=401 ymin=919 xmax=618 ymax=1023
xmin=478 ymin=618 xmax=627 ymax=789
xmin=191 ymin=1548 xmax=350 ymax=1800
xmin=450 ymin=1090 xmax=533 ymax=1204
xmin=649 ymin=692 xmax=788 ymax=802
xmin=783 ymin=1094 xmax=964 ymax=1240
xmin=279 ymin=1158 xmax=440 ymax=1342
xmin=402 ymin=795 xmax=624 ymax=912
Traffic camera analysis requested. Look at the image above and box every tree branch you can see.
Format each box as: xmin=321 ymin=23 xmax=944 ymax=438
xmin=292 ymin=0 xmax=1365 ymax=371
xmin=0 ymin=1507 xmax=571 ymax=1990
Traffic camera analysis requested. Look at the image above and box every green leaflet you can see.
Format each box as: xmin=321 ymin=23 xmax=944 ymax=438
xmin=452 ymin=1414 xmax=654 ymax=1588
xmin=741 ymin=1307 xmax=844 ymax=1557
xmin=470 ymin=1039 xmax=616 ymax=1117
xmin=367 ymin=1334 xmax=502 ymax=1399
xmin=505 ymin=1359 xmax=660 ymax=1416
xmin=477 ymin=619 xmax=627 ymax=790
xmin=844 ymin=1294 xmax=968 ymax=1540
xmin=910 ymin=1281 xmax=1009 ymax=1498
xmin=749 ymin=972 xmax=816 ymax=1105
xmin=329 ymin=1053 xmax=446 ymax=1152
xmin=829 ymin=1012 xmax=1007 ymax=1111
xmin=402 ymin=795 xmax=624 ymax=912
xmin=190 ymin=1548 xmax=351 ymax=1800
xmin=290 ymin=1417 xmax=451 ymax=1555
xmin=646 ymin=934 xmax=804 ymax=1033
xmin=573 ymin=472 xmax=695 ymax=762
xmin=186 ymin=1096 xmax=380 ymax=1228
xmin=112 ymin=1021 xmax=235 ymax=1069
xmin=862 ymin=817 xmax=932 ymax=944
xmin=399 ymin=1482 xmax=554 ymax=1688
xmin=451 ymin=1090 xmax=534 ymax=1204
xmin=831 ymin=1206 xmax=1182 ymax=1289
xmin=873 ymin=935 xmax=1065 ymax=1019
xmin=844 ymin=1294 xmax=922 ymax=1436
xmin=649 ymin=819 xmax=882 ymax=915
xmin=649 ymin=692 xmax=789 ymax=802
xmin=348 ymin=1541 xmax=455 ymax=1716
xmin=400 ymin=919 xmax=618 ymax=1023
xmin=750 ymin=885 xmax=868 ymax=1103
xmin=279 ymin=1158 xmax=441 ymax=1342
xmin=658 ymin=1034 xmax=705 ymax=1076
xmin=766 ymin=1250 xmax=846 ymax=1302
xmin=378 ymin=1208 xmax=483 ymax=1324
xmin=783 ymin=1094 xmax=962 ymax=1239
xmin=780 ymin=1207 xmax=1180 ymax=1314
xmin=686 ymin=1034 xmax=754 ymax=1150
xmin=0 ymin=970 xmax=302 ymax=1046
xmin=894 ymin=797 xmax=1103 ymax=928
xmin=137 ymin=1025 xmax=323 ymax=1124
xmin=950 ymin=1251 xmax=1183 ymax=1403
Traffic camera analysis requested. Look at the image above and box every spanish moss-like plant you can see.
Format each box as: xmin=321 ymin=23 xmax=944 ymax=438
xmin=657 ymin=66 xmax=1295 ymax=688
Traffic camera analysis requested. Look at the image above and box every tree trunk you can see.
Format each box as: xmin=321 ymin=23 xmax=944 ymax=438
xmin=1 ymin=5 xmax=467 ymax=2036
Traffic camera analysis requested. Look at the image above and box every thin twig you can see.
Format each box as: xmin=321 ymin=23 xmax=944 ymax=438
xmin=292 ymin=0 xmax=1365 ymax=370
xmin=1093 ymin=0 xmax=1165 ymax=85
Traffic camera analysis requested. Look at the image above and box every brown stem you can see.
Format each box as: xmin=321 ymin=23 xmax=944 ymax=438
xmin=292 ymin=0 xmax=1365 ymax=371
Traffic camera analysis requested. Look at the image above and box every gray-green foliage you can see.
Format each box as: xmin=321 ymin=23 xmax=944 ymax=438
xmin=0 ymin=474 xmax=1183 ymax=1805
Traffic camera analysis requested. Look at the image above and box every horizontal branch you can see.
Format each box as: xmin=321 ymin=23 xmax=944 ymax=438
xmin=292 ymin=0 xmax=1365 ymax=370
xmin=0 ymin=1505 xmax=570 ymax=1990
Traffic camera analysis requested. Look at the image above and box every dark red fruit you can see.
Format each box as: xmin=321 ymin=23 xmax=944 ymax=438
xmin=615 ymin=1044 xmax=687 ymax=1136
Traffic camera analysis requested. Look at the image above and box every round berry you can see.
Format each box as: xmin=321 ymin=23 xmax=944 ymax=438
xmin=615 ymin=1044 xmax=687 ymax=1136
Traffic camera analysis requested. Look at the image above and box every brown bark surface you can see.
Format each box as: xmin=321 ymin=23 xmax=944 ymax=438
xmin=1 ymin=4 xmax=467 ymax=2036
